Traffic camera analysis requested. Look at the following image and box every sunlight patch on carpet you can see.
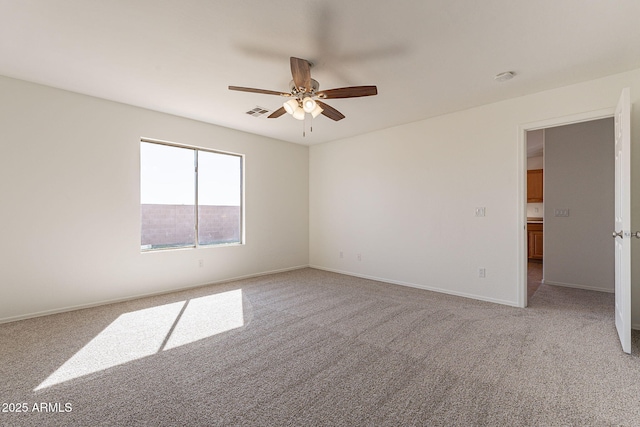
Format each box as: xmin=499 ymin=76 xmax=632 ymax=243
xmin=35 ymin=289 xmax=244 ymax=390
xmin=163 ymin=289 xmax=244 ymax=350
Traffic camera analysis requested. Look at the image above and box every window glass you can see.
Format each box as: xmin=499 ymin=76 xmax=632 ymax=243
xmin=141 ymin=143 xmax=196 ymax=250
xmin=197 ymin=150 xmax=242 ymax=246
xmin=140 ymin=141 xmax=242 ymax=251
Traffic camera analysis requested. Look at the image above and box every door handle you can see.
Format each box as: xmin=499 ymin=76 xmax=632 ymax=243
xmin=613 ymin=230 xmax=623 ymax=239
xmin=633 ymin=231 xmax=640 ymax=239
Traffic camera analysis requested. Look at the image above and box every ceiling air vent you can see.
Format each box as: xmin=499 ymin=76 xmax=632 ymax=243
xmin=245 ymin=106 xmax=271 ymax=117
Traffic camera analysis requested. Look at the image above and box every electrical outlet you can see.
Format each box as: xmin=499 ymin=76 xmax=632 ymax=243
xmin=357 ymin=253 xmax=362 ymax=262
xmin=475 ymin=207 xmax=486 ymax=217
xmin=198 ymin=259 xmax=204 ymax=268
xmin=478 ymin=268 xmax=486 ymax=278
xmin=339 ymin=251 xmax=344 ymax=259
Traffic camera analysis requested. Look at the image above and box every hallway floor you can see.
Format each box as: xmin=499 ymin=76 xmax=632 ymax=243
xmin=528 ymin=260 xmax=543 ymax=300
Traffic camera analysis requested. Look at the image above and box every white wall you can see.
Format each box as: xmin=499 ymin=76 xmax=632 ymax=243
xmin=527 ymin=155 xmax=544 ymax=170
xmin=544 ymin=118 xmax=614 ymax=292
xmin=310 ymin=68 xmax=640 ymax=326
xmin=527 ymin=203 xmax=544 ymax=219
xmin=527 ymin=154 xmax=544 ymax=218
xmin=0 ymin=76 xmax=309 ymax=323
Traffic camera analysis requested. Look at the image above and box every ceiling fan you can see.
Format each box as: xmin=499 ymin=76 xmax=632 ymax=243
xmin=229 ymin=57 xmax=377 ymax=122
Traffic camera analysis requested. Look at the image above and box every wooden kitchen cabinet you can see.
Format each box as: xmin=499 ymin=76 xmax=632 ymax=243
xmin=527 ymin=223 xmax=543 ymax=260
xmin=527 ymin=169 xmax=543 ymax=202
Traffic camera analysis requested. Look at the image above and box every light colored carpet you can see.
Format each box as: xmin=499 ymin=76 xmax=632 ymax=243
xmin=1 ymin=268 xmax=639 ymax=426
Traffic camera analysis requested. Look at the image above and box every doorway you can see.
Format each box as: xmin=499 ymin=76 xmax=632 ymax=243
xmin=519 ymin=108 xmax=616 ymax=308
xmin=525 ymin=118 xmax=615 ymax=302
xmin=526 ymin=129 xmax=544 ymax=300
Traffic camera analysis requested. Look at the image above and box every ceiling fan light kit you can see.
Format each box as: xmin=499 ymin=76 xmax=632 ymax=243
xmin=229 ymin=57 xmax=378 ymax=132
xmin=283 ymin=99 xmax=299 ymax=115
xmin=310 ymin=104 xmax=323 ymax=118
xmin=291 ymin=107 xmax=306 ymax=121
xmin=302 ymin=97 xmax=316 ymax=113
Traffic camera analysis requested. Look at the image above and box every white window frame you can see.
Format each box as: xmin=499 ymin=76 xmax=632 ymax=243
xmin=140 ymin=138 xmax=244 ymax=251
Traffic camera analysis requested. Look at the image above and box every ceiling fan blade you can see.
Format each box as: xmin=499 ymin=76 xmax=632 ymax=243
xmin=317 ymin=85 xmax=378 ymax=99
xmin=290 ymin=57 xmax=311 ymax=91
xmin=316 ymin=101 xmax=345 ymax=121
xmin=229 ymin=86 xmax=289 ymax=96
xmin=267 ymin=106 xmax=286 ymax=118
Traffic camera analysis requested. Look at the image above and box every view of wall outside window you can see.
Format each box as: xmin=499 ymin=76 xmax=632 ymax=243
xmin=140 ymin=141 xmax=242 ymax=251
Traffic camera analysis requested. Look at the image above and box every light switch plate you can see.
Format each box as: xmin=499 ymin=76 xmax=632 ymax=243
xmin=475 ymin=207 xmax=486 ymax=217
xmin=554 ymin=208 xmax=570 ymax=217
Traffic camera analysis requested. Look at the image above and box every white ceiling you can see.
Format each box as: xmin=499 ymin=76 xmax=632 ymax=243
xmin=2 ymin=0 xmax=639 ymax=145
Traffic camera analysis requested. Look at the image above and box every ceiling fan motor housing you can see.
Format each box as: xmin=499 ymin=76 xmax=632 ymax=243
xmin=289 ymin=78 xmax=320 ymax=95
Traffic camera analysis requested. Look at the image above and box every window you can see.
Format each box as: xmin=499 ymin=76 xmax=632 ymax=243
xmin=140 ymin=140 xmax=243 ymax=251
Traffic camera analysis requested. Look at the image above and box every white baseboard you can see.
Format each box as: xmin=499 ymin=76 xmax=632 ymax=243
xmin=543 ymin=280 xmax=614 ymax=293
xmin=0 ymin=265 xmax=310 ymax=325
xmin=309 ymin=265 xmax=520 ymax=308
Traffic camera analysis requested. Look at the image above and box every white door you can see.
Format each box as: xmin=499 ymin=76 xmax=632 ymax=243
xmin=614 ymin=87 xmax=631 ymax=354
